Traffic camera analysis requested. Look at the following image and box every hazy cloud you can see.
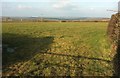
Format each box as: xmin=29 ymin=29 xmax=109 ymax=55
xmin=52 ymin=0 xmax=78 ymax=10
xmin=2 ymin=0 xmax=120 ymax=2
xmin=90 ymin=8 xmax=94 ymax=10
xmin=2 ymin=1 xmax=118 ymax=17
xmin=17 ymin=4 xmax=32 ymax=10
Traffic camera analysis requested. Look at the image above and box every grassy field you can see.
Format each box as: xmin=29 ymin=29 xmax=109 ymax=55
xmin=2 ymin=22 xmax=114 ymax=76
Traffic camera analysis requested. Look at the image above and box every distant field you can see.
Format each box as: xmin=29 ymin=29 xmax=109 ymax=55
xmin=2 ymin=22 xmax=114 ymax=76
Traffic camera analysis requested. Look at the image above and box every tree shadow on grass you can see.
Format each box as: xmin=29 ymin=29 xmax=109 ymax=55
xmin=2 ymin=33 xmax=112 ymax=76
xmin=2 ymin=33 xmax=54 ymax=69
xmin=26 ymin=52 xmax=112 ymax=76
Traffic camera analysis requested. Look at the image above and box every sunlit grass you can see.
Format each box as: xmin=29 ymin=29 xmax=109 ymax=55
xmin=2 ymin=22 xmax=113 ymax=76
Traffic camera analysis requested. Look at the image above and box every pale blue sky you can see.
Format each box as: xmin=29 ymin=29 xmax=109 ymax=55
xmin=1 ymin=0 xmax=120 ymax=17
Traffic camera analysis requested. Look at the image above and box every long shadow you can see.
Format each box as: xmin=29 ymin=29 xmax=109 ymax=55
xmin=39 ymin=52 xmax=112 ymax=63
xmin=2 ymin=33 xmax=112 ymax=76
xmin=26 ymin=52 xmax=112 ymax=76
xmin=2 ymin=33 xmax=54 ymax=68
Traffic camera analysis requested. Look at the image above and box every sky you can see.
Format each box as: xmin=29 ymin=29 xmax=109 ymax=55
xmin=1 ymin=0 xmax=120 ymax=17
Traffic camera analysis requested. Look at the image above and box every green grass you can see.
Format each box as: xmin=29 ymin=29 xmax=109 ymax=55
xmin=2 ymin=22 xmax=114 ymax=76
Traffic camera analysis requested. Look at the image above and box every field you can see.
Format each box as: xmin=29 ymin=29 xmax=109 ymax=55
xmin=2 ymin=22 xmax=114 ymax=76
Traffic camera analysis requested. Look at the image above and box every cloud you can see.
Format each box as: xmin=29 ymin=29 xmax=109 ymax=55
xmin=90 ymin=8 xmax=94 ymax=10
xmin=17 ymin=4 xmax=32 ymax=10
xmin=52 ymin=0 xmax=77 ymax=10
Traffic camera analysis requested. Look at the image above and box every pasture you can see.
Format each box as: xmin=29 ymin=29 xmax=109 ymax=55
xmin=2 ymin=22 xmax=114 ymax=76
